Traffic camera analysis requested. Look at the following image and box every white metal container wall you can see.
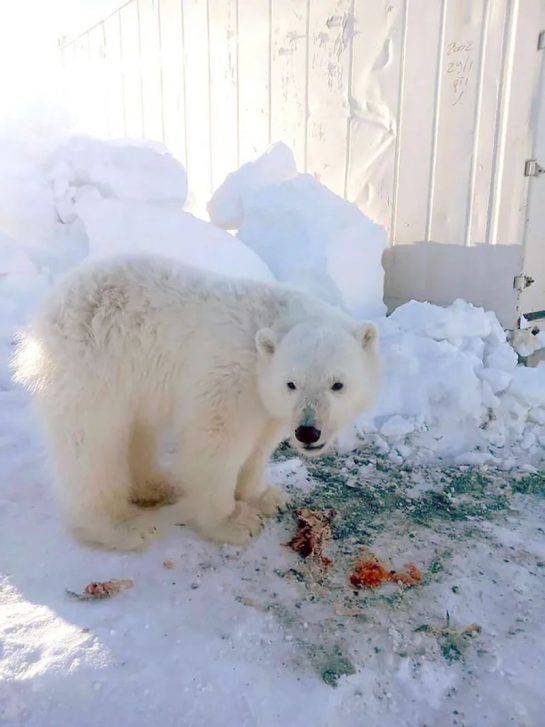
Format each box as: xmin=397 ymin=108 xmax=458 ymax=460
xmin=61 ymin=0 xmax=545 ymax=326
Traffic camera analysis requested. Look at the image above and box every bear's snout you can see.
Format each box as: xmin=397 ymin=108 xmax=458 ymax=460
xmin=294 ymin=425 xmax=322 ymax=445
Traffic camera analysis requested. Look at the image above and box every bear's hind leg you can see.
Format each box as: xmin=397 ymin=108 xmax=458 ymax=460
xmin=129 ymin=422 xmax=179 ymax=508
xmin=46 ymin=412 xmax=167 ymax=551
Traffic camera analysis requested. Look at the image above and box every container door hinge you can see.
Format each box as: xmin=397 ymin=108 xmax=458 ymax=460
xmin=514 ymin=275 xmax=535 ymax=291
xmin=524 ymin=159 xmax=545 ymax=177
xmin=539 ymin=30 xmax=545 ymax=50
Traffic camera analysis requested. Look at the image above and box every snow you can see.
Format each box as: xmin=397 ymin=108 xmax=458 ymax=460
xmin=209 ymin=143 xmax=387 ymax=320
xmin=49 ymin=137 xmax=189 ymax=207
xmin=1 ymin=127 xmax=545 ymax=726
xmin=42 ymin=135 xmax=273 ymax=283
xmin=380 ymin=415 xmax=416 ymax=438
xmin=348 ymin=300 xmax=545 ymax=466
xmin=512 ymin=326 xmax=545 ymax=358
xmin=208 ymin=141 xmax=297 ymax=229
xmin=77 ymin=199 xmax=274 ymax=283
xmin=0 ymin=132 xmax=59 ymax=247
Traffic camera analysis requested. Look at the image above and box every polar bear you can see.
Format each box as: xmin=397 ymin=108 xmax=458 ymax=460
xmin=13 ymin=255 xmax=380 ymax=551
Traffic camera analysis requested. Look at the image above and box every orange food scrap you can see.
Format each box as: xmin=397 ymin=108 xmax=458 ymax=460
xmin=350 ymin=556 xmax=422 ymax=590
xmin=350 ymin=558 xmax=388 ymax=588
xmin=67 ymin=579 xmax=134 ymax=601
xmin=84 ymin=579 xmax=134 ymax=598
xmin=287 ymin=508 xmax=335 ymax=567
xmin=394 ymin=563 xmax=422 ymax=586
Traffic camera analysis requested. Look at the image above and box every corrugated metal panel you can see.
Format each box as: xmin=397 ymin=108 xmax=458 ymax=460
xmin=237 ymin=0 xmax=270 ymax=161
xmin=306 ymin=0 xmax=352 ymax=195
xmin=60 ymin=0 xmax=545 ymax=325
xmin=158 ymin=0 xmax=187 ymax=165
xmin=119 ymin=1 xmax=144 ymax=139
xmin=181 ymin=0 xmax=212 ymax=207
xmin=269 ymin=0 xmax=308 ymax=169
xmin=209 ymin=0 xmax=240 ymax=188
xmin=103 ymin=13 xmax=125 ymax=136
xmin=139 ymin=0 xmax=164 ymax=144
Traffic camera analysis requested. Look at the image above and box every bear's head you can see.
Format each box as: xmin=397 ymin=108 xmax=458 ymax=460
xmin=255 ymin=317 xmax=380 ymax=457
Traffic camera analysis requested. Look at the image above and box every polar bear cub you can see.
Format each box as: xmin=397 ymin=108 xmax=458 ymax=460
xmin=13 ymin=255 xmax=380 ymax=551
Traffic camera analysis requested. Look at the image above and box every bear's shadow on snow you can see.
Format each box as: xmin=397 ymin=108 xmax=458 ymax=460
xmin=2 ymin=453 xmax=255 ymax=648
xmin=2 ymin=440 xmax=305 ymax=670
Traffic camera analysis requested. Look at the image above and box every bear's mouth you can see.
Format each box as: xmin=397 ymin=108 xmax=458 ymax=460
xmin=302 ymin=443 xmax=325 ymax=452
xmin=291 ymin=436 xmax=328 ymax=458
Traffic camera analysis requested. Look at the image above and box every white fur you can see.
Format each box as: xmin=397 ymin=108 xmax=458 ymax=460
xmin=13 ymin=255 xmax=380 ymax=551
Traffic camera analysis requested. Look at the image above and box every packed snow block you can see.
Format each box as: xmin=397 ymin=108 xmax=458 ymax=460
xmin=48 ymin=137 xmax=188 ymax=224
xmin=0 ymin=176 xmax=57 ymax=245
xmin=389 ymin=298 xmax=497 ymax=343
xmin=376 ymin=323 xmax=486 ymax=429
xmin=477 ymin=367 xmax=512 ymax=394
xmin=0 ymin=236 xmax=38 ymax=277
xmin=0 ymin=236 xmax=56 ymax=315
xmin=208 ymin=144 xmax=386 ymax=318
xmin=76 ymin=197 xmax=275 ymax=283
xmin=350 ymin=297 xmax=545 ymax=463
xmin=234 ymin=174 xmax=387 ymax=320
xmin=379 ymin=415 xmax=415 ymax=438
xmin=207 ymin=142 xmax=297 ymax=230
xmin=0 ymin=133 xmax=62 ymax=246
xmin=508 ymin=363 xmax=545 ymax=409
xmin=511 ymin=327 xmax=545 ymax=358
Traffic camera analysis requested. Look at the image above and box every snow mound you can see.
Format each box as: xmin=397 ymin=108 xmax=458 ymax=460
xmin=209 ymin=146 xmax=387 ymax=320
xmin=42 ymin=135 xmax=273 ymax=283
xmin=48 ymin=136 xmax=188 ymax=224
xmin=390 ymin=298 xmax=495 ymax=342
xmin=0 ymin=134 xmax=59 ymax=246
xmin=354 ymin=299 xmax=545 ymax=466
xmin=0 ymin=131 xmax=277 ymax=387
xmin=77 ymin=197 xmax=274 ymax=283
xmin=208 ymin=141 xmax=297 ymax=229
xmin=511 ymin=327 xmax=545 ymax=358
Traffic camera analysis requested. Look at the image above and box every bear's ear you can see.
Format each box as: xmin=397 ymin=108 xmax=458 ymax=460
xmin=354 ymin=321 xmax=378 ymax=351
xmin=255 ymin=328 xmax=277 ymax=358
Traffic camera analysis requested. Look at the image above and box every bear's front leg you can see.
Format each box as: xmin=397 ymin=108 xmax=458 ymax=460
xmin=180 ymin=464 xmax=264 ymax=545
xmin=236 ymin=420 xmax=291 ymax=517
xmin=172 ymin=427 xmax=264 ymax=545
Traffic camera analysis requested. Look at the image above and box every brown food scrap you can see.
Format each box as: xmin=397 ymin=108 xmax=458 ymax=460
xmin=287 ymin=508 xmax=335 ymax=567
xmin=416 ymin=622 xmax=481 ymax=637
xmin=392 ymin=563 xmax=422 ymax=586
xmin=84 ymin=579 xmax=134 ymax=597
xmin=163 ymin=559 xmax=175 ymax=570
xmin=66 ymin=579 xmax=134 ymax=601
xmin=350 ymin=555 xmax=422 ymax=590
xmin=236 ymin=596 xmax=257 ymax=608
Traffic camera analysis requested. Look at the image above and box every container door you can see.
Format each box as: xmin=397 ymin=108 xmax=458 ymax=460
xmin=520 ymin=32 xmax=545 ymax=324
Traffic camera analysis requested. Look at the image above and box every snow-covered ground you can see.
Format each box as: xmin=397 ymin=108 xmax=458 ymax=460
xmin=1 ymin=130 xmax=545 ymax=726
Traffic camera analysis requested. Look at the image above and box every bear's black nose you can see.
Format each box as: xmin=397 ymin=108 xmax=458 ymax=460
xmin=295 ymin=425 xmax=321 ymax=444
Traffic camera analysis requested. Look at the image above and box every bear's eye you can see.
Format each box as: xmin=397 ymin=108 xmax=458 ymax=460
xmin=286 ymin=381 xmax=297 ymax=391
xmin=331 ymin=382 xmax=344 ymax=392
